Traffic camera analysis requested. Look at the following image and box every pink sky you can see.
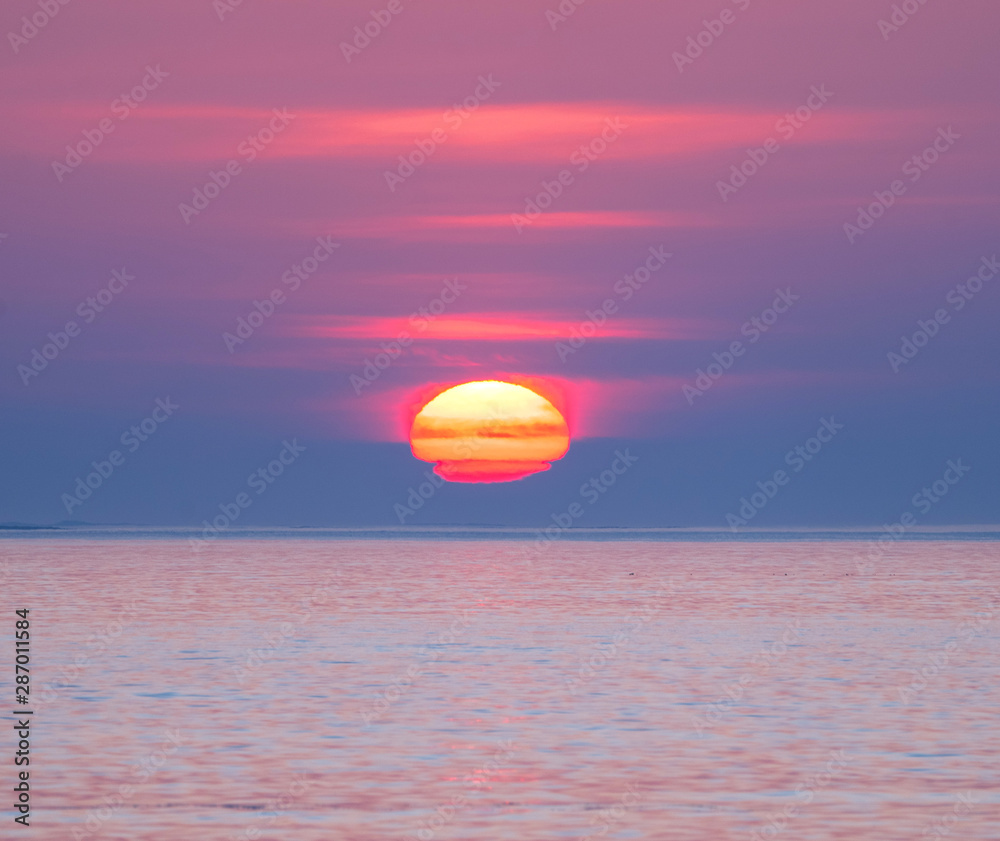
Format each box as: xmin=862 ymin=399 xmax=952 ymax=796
xmin=1 ymin=0 xmax=998 ymax=525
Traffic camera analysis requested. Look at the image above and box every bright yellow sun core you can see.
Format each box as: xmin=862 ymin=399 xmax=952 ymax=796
xmin=409 ymin=380 xmax=570 ymax=483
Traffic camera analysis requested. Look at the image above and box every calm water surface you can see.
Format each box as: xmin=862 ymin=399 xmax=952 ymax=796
xmin=3 ymin=539 xmax=998 ymax=840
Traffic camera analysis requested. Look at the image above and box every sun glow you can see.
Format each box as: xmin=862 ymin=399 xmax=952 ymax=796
xmin=409 ymin=380 xmax=570 ymax=483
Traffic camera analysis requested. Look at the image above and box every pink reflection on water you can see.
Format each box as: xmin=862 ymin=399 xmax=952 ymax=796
xmin=3 ymin=539 xmax=998 ymax=840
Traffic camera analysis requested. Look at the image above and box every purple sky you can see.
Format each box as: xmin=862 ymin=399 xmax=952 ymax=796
xmin=2 ymin=0 xmax=998 ymax=527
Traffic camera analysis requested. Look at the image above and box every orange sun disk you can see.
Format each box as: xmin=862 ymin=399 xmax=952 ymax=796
xmin=409 ymin=381 xmax=570 ymax=483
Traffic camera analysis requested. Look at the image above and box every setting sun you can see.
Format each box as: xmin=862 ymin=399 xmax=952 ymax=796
xmin=409 ymin=380 xmax=570 ymax=483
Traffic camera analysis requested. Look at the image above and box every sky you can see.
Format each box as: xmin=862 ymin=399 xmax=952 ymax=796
xmin=1 ymin=0 xmax=998 ymax=529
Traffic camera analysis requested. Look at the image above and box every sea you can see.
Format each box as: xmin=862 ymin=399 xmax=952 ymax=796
xmin=1 ymin=531 xmax=998 ymax=840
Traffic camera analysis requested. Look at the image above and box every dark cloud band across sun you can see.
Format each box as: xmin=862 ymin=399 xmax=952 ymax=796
xmin=409 ymin=381 xmax=570 ymax=482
